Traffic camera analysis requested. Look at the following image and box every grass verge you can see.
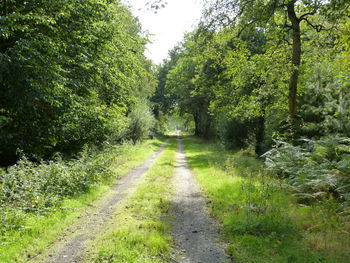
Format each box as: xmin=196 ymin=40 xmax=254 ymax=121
xmin=0 ymin=138 xmax=164 ymax=263
xmin=182 ymin=136 xmax=350 ymax=263
xmin=87 ymin=138 xmax=177 ymax=263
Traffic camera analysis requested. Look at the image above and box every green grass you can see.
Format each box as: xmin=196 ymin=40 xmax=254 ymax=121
xmin=88 ymin=138 xmax=177 ymax=263
xmin=0 ymin=138 xmax=165 ymax=263
xmin=182 ymin=136 xmax=350 ymax=263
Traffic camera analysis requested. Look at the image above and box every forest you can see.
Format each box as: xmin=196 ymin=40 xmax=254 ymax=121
xmin=155 ymin=0 xmax=350 ymax=204
xmin=0 ymin=0 xmax=157 ymax=166
xmin=0 ymin=0 xmax=350 ymax=262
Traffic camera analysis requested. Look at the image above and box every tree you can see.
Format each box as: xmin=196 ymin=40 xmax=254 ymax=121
xmin=151 ymin=47 xmax=182 ymax=118
xmin=164 ymin=33 xmax=217 ymax=138
xmin=0 ymin=0 xmax=156 ymax=165
xmin=202 ymin=0 xmax=350 ymax=132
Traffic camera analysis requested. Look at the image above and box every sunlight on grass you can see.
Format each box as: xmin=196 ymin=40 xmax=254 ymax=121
xmin=183 ymin=136 xmax=350 ymax=263
xmin=87 ymin=138 xmax=177 ymax=263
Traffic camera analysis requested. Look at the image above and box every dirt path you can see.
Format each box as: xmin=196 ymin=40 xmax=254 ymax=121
xmin=172 ymin=138 xmax=230 ymax=263
xmin=32 ymin=140 xmax=168 ymax=263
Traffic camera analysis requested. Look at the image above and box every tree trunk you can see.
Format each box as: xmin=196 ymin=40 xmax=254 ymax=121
xmin=287 ymin=1 xmax=301 ymax=129
xmin=193 ymin=113 xmax=200 ymax=136
xmin=193 ymin=103 xmax=212 ymax=138
xmin=255 ymin=116 xmax=265 ymax=156
xmin=201 ymin=109 xmax=212 ymax=139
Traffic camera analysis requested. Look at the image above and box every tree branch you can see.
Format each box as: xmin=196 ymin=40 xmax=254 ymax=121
xmin=236 ymin=19 xmax=256 ymax=37
xmin=299 ymin=12 xmax=315 ymax=21
xmin=282 ymin=35 xmax=292 ymax=46
xmin=302 ymin=18 xmax=324 ymax=32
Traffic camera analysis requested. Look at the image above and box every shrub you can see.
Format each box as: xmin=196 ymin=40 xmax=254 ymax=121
xmin=214 ymin=115 xmax=255 ymax=149
xmin=126 ymin=103 xmax=155 ymax=143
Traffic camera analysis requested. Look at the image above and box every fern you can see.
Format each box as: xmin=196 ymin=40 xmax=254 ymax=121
xmin=263 ymin=136 xmax=350 ymax=204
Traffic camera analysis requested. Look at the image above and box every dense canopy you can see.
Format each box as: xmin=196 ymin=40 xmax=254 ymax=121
xmin=0 ymin=0 xmax=156 ymax=165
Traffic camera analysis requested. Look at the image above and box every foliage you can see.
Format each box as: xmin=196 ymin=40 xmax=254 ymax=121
xmin=264 ymin=136 xmax=350 ymax=203
xmin=300 ymin=55 xmax=350 ymax=138
xmin=126 ymin=103 xmax=156 ymax=143
xmin=0 ymin=137 xmax=164 ymax=251
xmin=0 ymin=0 xmax=156 ymax=165
xmin=0 ymin=145 xmax=115 ymax=239
xmin=154 ymin=0 xmax=349 ymax=153
xmin=0 ymin=138 xmax=164 ymax=262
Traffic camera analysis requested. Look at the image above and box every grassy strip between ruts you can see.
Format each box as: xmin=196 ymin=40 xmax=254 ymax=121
xmin=87 ymin=138 xmax=177 ymax=263
xmin=0 ymin=138 xmax=164 ymax=263
xmin=182 ymin=136 xmax=350 ymax=263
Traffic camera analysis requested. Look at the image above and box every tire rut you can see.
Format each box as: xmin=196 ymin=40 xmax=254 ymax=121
xmin=32 ymin=140 xmax=168 ymax=263
xmin=172 ymin=138 xmax=230 ymax=263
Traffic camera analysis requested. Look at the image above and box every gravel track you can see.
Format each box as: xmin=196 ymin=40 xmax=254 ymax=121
xmin=172 ymin=138 xmax=230 ymax=263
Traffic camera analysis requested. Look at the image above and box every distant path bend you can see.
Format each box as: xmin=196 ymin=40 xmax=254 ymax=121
xmin=172 ymin=138 xmax=230 ymax=263
xmin=32 ymin=139 xmax=168 ymax=263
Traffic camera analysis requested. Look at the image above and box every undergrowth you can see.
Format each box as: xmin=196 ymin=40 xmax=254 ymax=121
xmin=0 ymin=138 xmax=164 ymax=262
xmin=183 ymin=136 xmax=350 ymax=263
xmin=0 ymin=147 xmax=113 ymax=234
xmin=263 ymin=136 xmax=350 ymax=204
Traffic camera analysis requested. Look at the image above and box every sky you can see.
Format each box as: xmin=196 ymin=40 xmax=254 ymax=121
xmin=123 ymin=0 xmax=203 ymax=64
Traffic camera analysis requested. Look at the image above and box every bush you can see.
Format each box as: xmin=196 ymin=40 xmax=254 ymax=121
xmin=214 ymin=114 xmax=255 ymax=149
xmin=126 ymin=103 xmax=155 ymax=143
